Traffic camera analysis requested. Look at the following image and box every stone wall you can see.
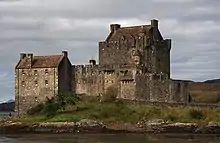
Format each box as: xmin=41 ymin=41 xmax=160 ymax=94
xmin=170 ymin=80 xmax=190 ymax=103
xmin=135 ymin=74 xmax=152 ymax=100
xmin=151 ymin=74 xmax=170 ymax=102
xmin=15 ymin=67 xmax=58 ymax=116
xmin=135 ymin=73 xmax=170 ymax=102
xmin=58 ymin=53 xmax=72 ymax=93
xmin=119 ymin=80 xmax=136 ymax=99
xmin=74 ymin=65 xmax=104 ymax=96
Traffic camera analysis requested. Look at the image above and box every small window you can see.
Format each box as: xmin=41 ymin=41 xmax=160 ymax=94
xmin=21 ymin=81 xmax=25 ymax=86
xmin=45 ymin=69 xmax=48 ymax=74
xmin=34 ymin=80 xmax=38 ymax=86
xmin=35 ymin=97 xmax=38 ymax=102
xmin=21 ymin=70 xmax=25 ymax=75
xmin=45 ymin=80 xmax=48 ymax=85
xmin=34 ymin=70 xmax=37 ymax=75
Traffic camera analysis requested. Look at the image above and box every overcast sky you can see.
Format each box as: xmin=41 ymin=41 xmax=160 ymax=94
xmin=0 ymin=0 xmax=220 ymax=103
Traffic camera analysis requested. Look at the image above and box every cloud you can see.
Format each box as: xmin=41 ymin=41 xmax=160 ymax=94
xmin=0 ymin=0 xmax=220 ymax=102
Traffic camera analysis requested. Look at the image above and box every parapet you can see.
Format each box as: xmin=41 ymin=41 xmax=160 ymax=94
xmin=74 ymin=64 xmax=100 ymax=75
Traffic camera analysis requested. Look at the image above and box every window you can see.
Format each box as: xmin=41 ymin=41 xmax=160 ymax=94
xmin=35 ymin=97 xmax=38 ymax=102
xmin=45 ymin=69 xmax=48 ymax=74
xmin=34 ymin=80 xmax=38 ymax=86
xmin=21 ymin=81 xmax=25 ymax=86
xmin=21 ymin=70 xmax=25 ymax=75
xmin=45 ymin=80 xmax=48 ymax=85
xmin=34 ymin=70 xmax=37 ymax=75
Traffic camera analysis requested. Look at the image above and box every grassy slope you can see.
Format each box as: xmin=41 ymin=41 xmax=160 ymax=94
xmin=190 ymin=82 xmax=220 ymax=103
xmin=15 ymin=100 xmax=220 ymax=123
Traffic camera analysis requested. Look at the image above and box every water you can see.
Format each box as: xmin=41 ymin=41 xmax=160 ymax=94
xmin=0 ymin=112 xmax=11 ymax=121
xmin=1 ymin=134 xmax=220 ymax=143
xmin=0 ymin=112 xmax=10 ymax=115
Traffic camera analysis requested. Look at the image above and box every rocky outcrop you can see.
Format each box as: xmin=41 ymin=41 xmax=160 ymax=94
xmin=1 ymin=120 xmax=220 ymax=134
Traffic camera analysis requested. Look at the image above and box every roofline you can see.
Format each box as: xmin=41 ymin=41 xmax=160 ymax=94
xmin=120 ymin=24 xmax=151 ymax=29
xmin=15 ymin=54 xmax=65 ymax=69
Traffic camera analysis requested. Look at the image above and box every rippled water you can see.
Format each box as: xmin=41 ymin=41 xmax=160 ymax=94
xmin=1 ymin=134 xmax=220 ymax=143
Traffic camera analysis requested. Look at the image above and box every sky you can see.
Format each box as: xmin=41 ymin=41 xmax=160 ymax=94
xmin=0 ymin=0 xmax=220 ymax=103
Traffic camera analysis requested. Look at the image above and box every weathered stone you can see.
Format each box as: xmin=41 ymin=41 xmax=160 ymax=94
xmin=15 ymin=51 xmax=72 ymax=116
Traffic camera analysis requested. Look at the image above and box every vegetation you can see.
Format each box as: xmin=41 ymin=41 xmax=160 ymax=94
xmin=27 ymin=92 xmax=79 ymax=117
xmin=15 ymin=94 xmax=220 ymax=123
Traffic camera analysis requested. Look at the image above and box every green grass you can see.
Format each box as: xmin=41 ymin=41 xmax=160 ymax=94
xmin=14 ymin=99 xmax=220 ymax=123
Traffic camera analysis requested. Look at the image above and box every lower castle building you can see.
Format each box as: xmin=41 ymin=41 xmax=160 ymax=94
xmin=15 ymin=19 xmax=190 ymax=116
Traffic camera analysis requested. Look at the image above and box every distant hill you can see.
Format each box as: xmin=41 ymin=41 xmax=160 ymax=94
xmin=204 ymin=79 xmax=220 ymax=83
xmin=0 ymin=100 xmax=15 ymax=112
xmin=6 ymin=99 xmax=15 ymax=103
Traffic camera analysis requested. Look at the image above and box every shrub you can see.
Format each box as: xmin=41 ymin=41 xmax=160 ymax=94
xmin=42 ymin=97 xmax=59 ymax=118
xmin=164 ymin=114 xmax=177 ymax=122
xmin=56 ymin=92 xmax=79 ymax=110
xmin=27 ymin=92 xmax=79 ymax=117
xmin=188 ymin=108 xmax=204 ymax=120
xmin=27 ymin=103 xmax=45 ymax=115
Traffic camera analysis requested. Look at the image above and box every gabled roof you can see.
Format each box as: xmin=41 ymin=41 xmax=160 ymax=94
xmin=16 ymin=55 xmax=64 ymax=69
xmin=107 ymin=25 xmax=152 ymax=41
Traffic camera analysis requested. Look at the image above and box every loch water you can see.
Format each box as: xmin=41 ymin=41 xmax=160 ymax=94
xmin=1 ymin=134 xmax=220 ymax=143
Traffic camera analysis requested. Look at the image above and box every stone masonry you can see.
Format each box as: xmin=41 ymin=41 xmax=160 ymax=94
xmin=15 ymin=51 xmax=72 ymax=116
xmin=73 ymin=19 xmax=189 ymax=102
xmin=15 ymin=19 xmax=190 ymax=116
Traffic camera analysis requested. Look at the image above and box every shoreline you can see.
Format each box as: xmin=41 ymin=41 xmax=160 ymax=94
xmin=1 ymin=120 xmax=220 ymax=134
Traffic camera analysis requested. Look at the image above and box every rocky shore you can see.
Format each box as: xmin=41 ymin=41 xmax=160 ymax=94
xmin=1 ymin=119 xmax=220 ymax=134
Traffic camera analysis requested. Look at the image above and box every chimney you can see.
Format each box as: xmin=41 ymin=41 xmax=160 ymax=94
xmin=151 ymin=19 xmax=158 ymax=28
xmin=110 ymin=24 xmax=121 ymax=32
xmin=89 ymin=60 xmax=96 ymax=66
xmin=165 ymin=39 xmax=172 ymax=51
xmin=26 ymin=53 xmax=33 ymax=68
xmin=62 ymin=51 xmax=68 ymax=57
xmin=89 ymin=55 xmax=96 ymax=66
xmin=20 ymin=53 xmax=26 ymax=60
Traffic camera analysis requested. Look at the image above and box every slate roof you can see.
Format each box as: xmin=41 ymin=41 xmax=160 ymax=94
xmin=16 ymin=55 xmax=64 ymax=69
xmin=107 ymin=25 xmax=152 ymax=41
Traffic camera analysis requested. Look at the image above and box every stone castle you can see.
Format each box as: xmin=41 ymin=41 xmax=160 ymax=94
xmin=15 ymin=19 xmax=190 ymax=116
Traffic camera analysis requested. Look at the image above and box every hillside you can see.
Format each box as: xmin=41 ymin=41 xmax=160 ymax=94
xmin=189 ymin=79 xmax=220 ymax=103
xmin=204 ymin=79 xmax=220 ymax=83
xmin=0 ymin=101 xmax=15 ymax=112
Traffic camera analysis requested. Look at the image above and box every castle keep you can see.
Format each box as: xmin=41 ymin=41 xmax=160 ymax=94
xmin=15 ymin=19 xmax=190 ymax=116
